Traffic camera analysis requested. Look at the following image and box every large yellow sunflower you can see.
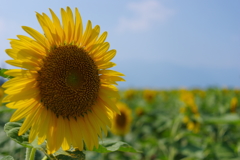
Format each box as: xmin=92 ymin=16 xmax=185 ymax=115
xmin=2 ymin=7 xmax=124 ymax=154
xmin=111 ymin=102 xmax=132 ymax=136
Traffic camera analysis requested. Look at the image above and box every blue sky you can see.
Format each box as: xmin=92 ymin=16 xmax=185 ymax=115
xmin=0 ymin=0 xmax=239 ymax=89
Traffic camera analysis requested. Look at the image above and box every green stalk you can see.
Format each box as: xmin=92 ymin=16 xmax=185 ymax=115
xmin=25 ymin=148 xmax=37 ymax=160
xmin=29 ymin=148 xmax=37 ymax=160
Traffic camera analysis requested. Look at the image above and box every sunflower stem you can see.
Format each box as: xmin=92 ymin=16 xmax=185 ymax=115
xmin=29 ymin=148 xmax=36 ymax=160
xmin=25 ymin=148 xmax=36 ymax=160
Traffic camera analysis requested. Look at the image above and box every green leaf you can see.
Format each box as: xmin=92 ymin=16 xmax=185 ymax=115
xmin=214 ymin=143 xmax=236 ymax=159
xmin=0 ymin=156 xmax=14 ymax=160
xmin=4 ymin=122 xmax=32 ymax=148
xmin=92 ymin=140 xmax=140 ymax=153
xmin=55 ymin=150 xmax=85 ymax=160
xmin=0 ymin=68 xmax=13 ymax=79
xmin=204 ymin=114 xmax=240 ymax=124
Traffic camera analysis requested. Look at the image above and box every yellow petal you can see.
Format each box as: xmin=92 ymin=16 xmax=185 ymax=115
xmin=18 ymin=103 xmax=41 ymax=135
xmin=92 ymin=103 xmax=111 ymax=128
xmin=98 ymin=96 xmax=120 ymax=114
xmin=100 ymin=75 xmax=125 ymax=82
xmin=54 ymin=116 xmax=65 ymax=151
xmin=62 ymin=119 xmax=72 ymax=151
xmin=85 ymin=25 xmax=100 ymax=50
xmin=5 ymin=81 xmax=37 ymax=95
xmin=6 ymin=98 xmax=38 ymax=109
xmin=91 ymin=110 xmax=108 ymax=136
xmin=77 ymin=116 xmax=93 ymax=150
xmin=47 ymin=111 xmax=57 ymax=154
xmin=4 ymin=69 xmax=38 ymax=78
xmin=81 ymin=20 xmax=92 ymax=47
xmin=97 ymin=62 xmax=116 ymax=70
xmin=70 ymin=118 xmax=83 ymax=150
xmin=36 ymin=13 xmax=55 ymax=46
xmin=10 ymin=100 xmax=39 ymax=122
xmin=49 ymin=8 xmax=64 ymax=43
xmin=6 ymin=60 xmax=39 ymax=70
xmin=87 ymin=113 xmax=102 ymax=139
xmin=99 ymin=87 xmax=120 ymax=99
xmin=29 ymin=106 xmax=43 ymax=143
xmin=92 ymin=42 xmax=109 ymax=59
xmin=22 ymin=26 xmax=49 ymax=48
xmin=37 ymin=107 xmax=49 ymax=145
xmin=2 ymin=88 xmax=39 ymax=102
xmin=95 ymin=49 xmax=117 ymax=64
xmin=88 ymin=31 xmax=108 ymax=54
xmin=61 ymin=8 xmax=70 ymax=44
xmin=83 ymin=115 xmax=98 ymax=149
xmin=66 ymin=7 xmax=74 ymax=43
xmin=2 ymin=77 xmax=36 ymax=88
xmin=74 ymin=8 xmax=83 ymax=43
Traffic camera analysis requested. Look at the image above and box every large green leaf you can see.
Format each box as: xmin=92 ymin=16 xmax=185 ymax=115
xmin=93 ymin=140 xmax=140 ymax=153
xmin=4 ymin=122 xmax=32 ymax=148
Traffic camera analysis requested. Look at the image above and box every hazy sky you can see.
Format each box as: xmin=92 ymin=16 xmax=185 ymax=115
xmin=0 ymin=0 xmax=239 ymax=89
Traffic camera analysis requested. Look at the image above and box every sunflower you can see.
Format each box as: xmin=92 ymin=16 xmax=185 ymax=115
xmin=111 ymin=102 xmax=132 ymax=136
xmin=143 ymin=89 xmax=157 ymax=103
xmin=2 ymin=7 xmax=124 ymax=154
xmin=230 ymin=97 xmax=238 ymax=113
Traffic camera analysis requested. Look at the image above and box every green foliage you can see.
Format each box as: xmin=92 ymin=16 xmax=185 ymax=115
xmin=1 ymin=88 xmax=240 ymax=159
xmin=4 ymin=122 xmax=32 ymax=148
xmin=55 ymin=150 xmax=85 ymax=160
xmin=0 ymin=68 xmax=12 ymax=79
xmin=93 ymin=140 xmax=140 ymax=153
xmin=0 ymin=68 xmax=8 ymax=78
xmin=3 ymin=121 xmax=138 ymax=159
xmin=0 ymin=156 xmax=14 ymax=160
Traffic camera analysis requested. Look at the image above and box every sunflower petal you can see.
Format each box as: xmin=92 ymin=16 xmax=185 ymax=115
xmin=74 ymin=8 xmax=83 ymax=43
xmin=22 ymin=26 xmax=49 ymax=48
xmin=70 ymin=118 xmax=83 ymax=150
xmin=18 ymin=103 xmax=41 ymax=135
xmin=10 ymin=100 xmax=39 ymax=122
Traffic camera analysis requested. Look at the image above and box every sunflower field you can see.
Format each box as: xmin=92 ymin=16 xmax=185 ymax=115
xmin=1 ymin=77 xmax=240 ymax=160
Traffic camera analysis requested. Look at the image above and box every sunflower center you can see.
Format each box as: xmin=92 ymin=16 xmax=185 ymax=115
xmin=66 ymin=69 xmax=84 ymax=89
xmin=37 ymin=45 xmax=100 ymax=118
xmin=116 ymin=112 xmax=127 ymax=128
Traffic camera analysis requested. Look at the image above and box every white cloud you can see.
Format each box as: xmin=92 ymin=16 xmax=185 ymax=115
xmin=116 ymin=0 xmax=174 ymax=32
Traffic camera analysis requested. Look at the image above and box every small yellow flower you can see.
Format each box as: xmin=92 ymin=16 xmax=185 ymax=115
xmin=124 ymin=89 xmax=136 ymax=100
xmin=143 ymin=89 xmax=157 ymax=103
xmin=111 ymin=102 xmax=132 ymax=136
xmin=135 ymin=106 xmax=145 ymax=117
xmin=183 ymin=116 xmax=189 ymax=123
xmin=179 ymin=89 xmax=201 ymax=133
xmin=187 ymin=121 xmax=195 ymax=131
xmin=193 ymin=123 xmax=200 ymax=133
xmin=230 ymin=97 xmax=238 ymax=113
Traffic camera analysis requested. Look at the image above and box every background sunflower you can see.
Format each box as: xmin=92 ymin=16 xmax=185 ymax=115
xmin=111 ymin=102 xmax=132 ymax=136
